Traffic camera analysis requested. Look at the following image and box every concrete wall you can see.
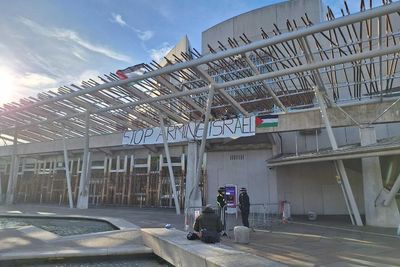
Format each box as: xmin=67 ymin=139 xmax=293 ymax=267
xmin=276 ymin=161 xmax=365 ymax=215
xmin=206 ymin=149 xmax=277 ymax=205
xmin=280 ymin=122 xmax=400 ymax=154
xmin=256 ymin=100 xmax=400 ymax=134
xmin=202 ymin=0 xmax=323 ymax=53
xmin=159 ymin=36 xmax=190 ymax=66
xmin=205 ymin=145 xmax=365 ymax=216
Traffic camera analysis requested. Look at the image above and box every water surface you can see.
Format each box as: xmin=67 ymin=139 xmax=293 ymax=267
xmin=0 ymin=216 xmax=117 ymax=236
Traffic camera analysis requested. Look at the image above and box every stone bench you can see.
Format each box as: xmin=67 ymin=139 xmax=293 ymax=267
xmin=141 ymin=228 xmax=287 ymax=267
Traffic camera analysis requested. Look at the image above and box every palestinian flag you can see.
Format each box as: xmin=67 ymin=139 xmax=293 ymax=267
xmin=256 ymin=114 xmax=278 ymax=128
xmin=116 ymin=63 xmax=146 ymax=80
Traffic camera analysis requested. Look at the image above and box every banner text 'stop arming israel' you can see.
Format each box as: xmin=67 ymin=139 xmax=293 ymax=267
xmin=122 ymin=116 xmax=256 ymax=145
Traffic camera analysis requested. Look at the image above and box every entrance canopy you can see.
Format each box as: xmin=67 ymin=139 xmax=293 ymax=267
xmin=0 ymin=2 xmax=399 ymax=144
xmin=268 ymin=136 xmax=400 ymax=167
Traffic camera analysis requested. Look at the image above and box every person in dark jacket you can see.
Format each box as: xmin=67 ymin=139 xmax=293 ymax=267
xmin=216 ymin=187 xmax=226 ymax=229
xmin=217 ymin=187 xmax=226 ymax=210
xmin=193 ymin=205 xmax=223 ymax=243
xmin=239 ymin=187 xmax=250 ymax=227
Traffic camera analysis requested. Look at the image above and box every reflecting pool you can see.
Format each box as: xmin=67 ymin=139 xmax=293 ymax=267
xmin=2 ymin=255 xmax=172 ymax=267
xmin=0 ymin=216 xmax=117 ymax=236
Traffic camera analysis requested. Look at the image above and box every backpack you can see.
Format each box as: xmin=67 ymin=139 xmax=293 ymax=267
xmin=186 ymin=232 xmax=199 ymax=240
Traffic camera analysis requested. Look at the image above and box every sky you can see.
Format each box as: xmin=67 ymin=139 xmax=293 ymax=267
xmin=0 ymin=0 xmax=375 ymax=105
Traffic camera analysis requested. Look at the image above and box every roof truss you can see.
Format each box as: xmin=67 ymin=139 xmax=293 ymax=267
xmin=0 ymin=1 xmax=399 ymax=144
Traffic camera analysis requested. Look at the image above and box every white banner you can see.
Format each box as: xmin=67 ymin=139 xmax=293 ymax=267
xmin=122 ymin=116 xmax=255 ymax=145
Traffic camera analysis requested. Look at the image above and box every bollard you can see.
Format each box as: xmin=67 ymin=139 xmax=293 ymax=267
xmin=308 ymin=211 xmax=317 ymax=221
xmin=234 ymin=226 xmax=250 ymax=244
xmin=40 ymin=193 xmax=43 ymax=204
xmin=184 ymin=212 xmax=189 ymax=231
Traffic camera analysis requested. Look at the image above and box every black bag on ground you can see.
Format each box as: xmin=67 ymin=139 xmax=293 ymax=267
xmin=186 ymin=232 xmax=199 ymax=240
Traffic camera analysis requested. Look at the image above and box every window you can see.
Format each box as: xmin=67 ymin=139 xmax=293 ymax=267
xmin=230 ymin=154 xmax=244 ymax=161
xmin=134 ymin=158 xmax=148 ymax=165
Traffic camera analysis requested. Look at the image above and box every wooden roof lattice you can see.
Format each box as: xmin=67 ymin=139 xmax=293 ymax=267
xmin=0 ymin=0 xmax=399 ymax=144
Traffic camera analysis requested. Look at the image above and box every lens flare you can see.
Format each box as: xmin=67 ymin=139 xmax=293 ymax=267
xmin=0 ymin=66 xmax=18 ymax=105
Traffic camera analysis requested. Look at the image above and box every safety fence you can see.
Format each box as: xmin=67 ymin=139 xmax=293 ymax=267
xmin=248 ymin=203 xmax=280 ymax=229
xmin=185 ymin=203 xmax=281 ymax=232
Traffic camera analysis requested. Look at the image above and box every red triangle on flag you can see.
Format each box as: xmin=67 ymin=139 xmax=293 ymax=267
xmin=116 ymin=70 xmax=128 ymax=80
xmin=255 ymin=116 xmax=262 ymax=127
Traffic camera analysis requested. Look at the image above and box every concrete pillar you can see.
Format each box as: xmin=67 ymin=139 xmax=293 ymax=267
xmin=0 ymin=173 xmax=2 ymax=203
xmin=6 ymin=134 xmax=18 ymax=205
xmin=270 ymin=133 xmax=282 ymax=156
xmin=62 ymin=126 xmax=74 ymax=208
xmin=192 ymin=85 xmax=215 ymax=205
xmin=186 ymin=141 xmax=201 ymax=209
xmin=77 ymin=152 xmax=91 ymax=209
xmin=160 ymin=115 xmax=180 ymax=215
xmin=77 ymin=112 xmax=91 ymax=209
xmin=360 ymin=126 xmax=400 ymax=227
xmin=267 ymin=133 xmax=280 ymax=208
xmin=185 ymin=141 xmax=202 ymax=230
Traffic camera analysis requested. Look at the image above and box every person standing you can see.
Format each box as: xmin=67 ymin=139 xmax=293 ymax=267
xmin=239 ymin=187 xmax=250 ymax=227
xmin=216 ymin=187 xmax=226 ymax=231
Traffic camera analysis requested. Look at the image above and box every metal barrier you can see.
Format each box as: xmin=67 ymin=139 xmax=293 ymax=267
xmin=248 ymin=203 xmax=280 ymax=229
xmin=185 ymin=203 xmax=280 ymax=232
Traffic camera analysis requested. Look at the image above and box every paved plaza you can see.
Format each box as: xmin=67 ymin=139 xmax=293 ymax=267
xmin=0 ymin=204 xmax=399 ymax=266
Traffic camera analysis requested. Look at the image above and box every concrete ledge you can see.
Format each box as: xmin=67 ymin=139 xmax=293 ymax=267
xmin=256 ymin=98 xmax=400 ymax=133
xmin=0 ymin=213 xmax=139 ymax=230
xmin=0 ymin=214 xmax=152 ymax=262
xmin=141 ymin=228 xmax=287 ymax=267
xmin=0 ymin=244 xmax=152 ymax=261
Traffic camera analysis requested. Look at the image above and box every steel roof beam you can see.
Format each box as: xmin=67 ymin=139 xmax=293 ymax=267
xmin=0 ymin=2 xmax=397 ymax=117
xmin=82 ymin=79 xmax=160 ymax=127
xmin=88 ymin=89 xmax=159 ymax=128
xmin=54 ymin=94 xmax=131 ymax=132
xmin=118 ymin=83 xmax=187 ymax=124
xmin=153 ymin=76 xmax=204 ymax=118
xmin=243 ymin=52 xmax=287 ymax=112
xmin=2 ymin=44 xmax=399 ymax=133
xmin=193 ymin=66 xmax=250 ymax=116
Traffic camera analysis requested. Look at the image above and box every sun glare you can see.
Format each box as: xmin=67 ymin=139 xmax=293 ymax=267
xmin=0 ymin=67 xmax=18 ymax=105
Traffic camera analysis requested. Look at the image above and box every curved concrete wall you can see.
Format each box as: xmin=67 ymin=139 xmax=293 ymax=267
xmin=202 ymin=0 xmax=324 ymax=53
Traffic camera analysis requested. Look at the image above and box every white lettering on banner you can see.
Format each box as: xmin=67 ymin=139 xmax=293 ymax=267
xmin=122 ymin=116 xmax=256 ymax=145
